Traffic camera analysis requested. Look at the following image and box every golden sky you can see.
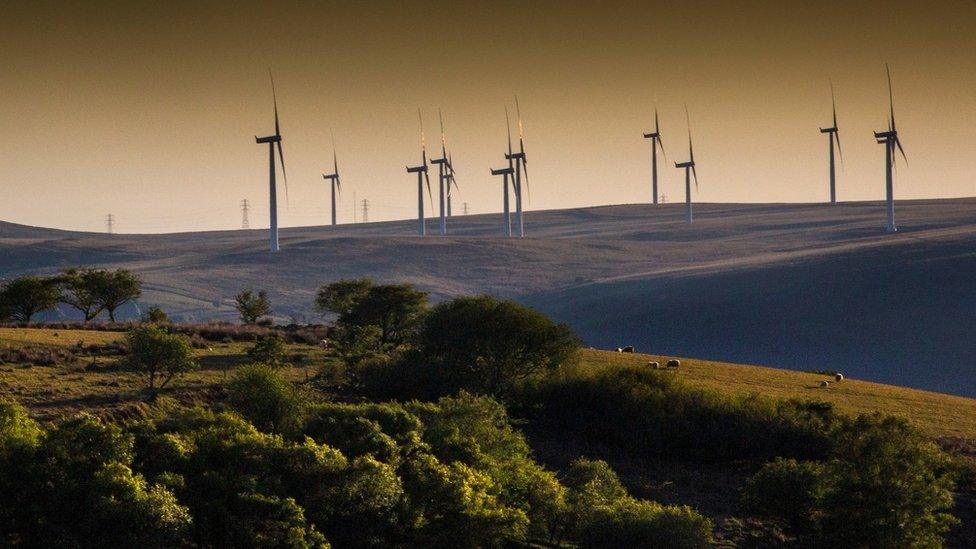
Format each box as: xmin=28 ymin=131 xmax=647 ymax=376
xmin=1 ymin=1 xmax=974 ymax=232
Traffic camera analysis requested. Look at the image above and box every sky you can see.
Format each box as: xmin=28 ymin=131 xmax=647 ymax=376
xmin=1 ymin=0 xmax=975 ymax=233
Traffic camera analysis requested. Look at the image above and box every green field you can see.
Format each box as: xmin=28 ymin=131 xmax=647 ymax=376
xmin=2 ymin=327 xmax=974 ymax=441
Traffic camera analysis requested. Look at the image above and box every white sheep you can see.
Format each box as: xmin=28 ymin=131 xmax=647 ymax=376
xmin=666 ymin=359 xmax=680 ymax=369
xmin=835 ymin=373 xmax=844 ymax=382
xmin=647 ymin=361 xmax=660 ymax=369
xmin=819 ymin=380 xmax=830 ymax=388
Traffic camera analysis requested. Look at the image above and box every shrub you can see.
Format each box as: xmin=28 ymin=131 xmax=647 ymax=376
xmin=141 ymin=305 xmax=170 ymax=324
xmin=414 ymin=295 xmax=581 ymax=397
xmin=317 ymin=279 xmax=427 ymax=352
xmin=741 ymin=457 xmax=828 ymax=537
xmin=246 ymin=335 xmax=288 ymax=367
xmin=227 ymin=364 xmax=308 ymax=435
xmin=575 ymin=498 xmax=713 ymax=549
xmin=235 ymin=289 xmax=272 ymax=324
xmin=125 ymin=326 xmax=198 ymax=397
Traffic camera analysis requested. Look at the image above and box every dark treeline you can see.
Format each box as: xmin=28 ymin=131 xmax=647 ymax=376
xmin=0 ymin=268 xmax=141 ymax=323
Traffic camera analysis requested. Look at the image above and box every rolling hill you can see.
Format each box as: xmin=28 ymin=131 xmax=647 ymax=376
xmin=2 ymin=198 xmax=975 ymax=396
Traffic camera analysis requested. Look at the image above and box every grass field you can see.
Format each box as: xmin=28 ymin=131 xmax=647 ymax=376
xmin=1 ymin=328 xmax=974 ymax=440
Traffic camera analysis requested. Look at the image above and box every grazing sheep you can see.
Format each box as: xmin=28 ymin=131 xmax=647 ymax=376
xmin=666 ymin=359 xmax=680 ymax=369
xmin=819 ymin=381 xmax=830 ymax=388
xmin=835 ymin=373 xmax=844 ymax=382
xmin=647 ymin=361 xmax=660 ymax=369
xmin=616 ymin=347 xmax=623 ymax=353
xmin=622 ymin=346 xmax=635 ymax=353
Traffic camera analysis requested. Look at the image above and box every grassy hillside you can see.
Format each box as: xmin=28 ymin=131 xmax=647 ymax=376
xmin=3 ymin=327 xmax=973 ymax=441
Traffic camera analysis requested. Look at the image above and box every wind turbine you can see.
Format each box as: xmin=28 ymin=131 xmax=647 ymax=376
xmin=674 ymin=106 xmax=698 ymax=224
xmin=254 ymin=70 xmax=288 ymax=252
xmin=446 ymin=152 xmax=459 ymax=217
xmin=430 ymin=110 xmax=453 ymax=235
xmin=819 ymin=83 xmax=843 ymax=204
xmin=643 ymin=108 xmax=667 ymax=205
xmin=322 ymin=132 xmax=341 ymax=226
xmin=498 ymin=108 xmax=514 ymax=237
xmin=504 ymin=96 xmax=529 ymax=237
xmin=873 ymin=64 xmax=907 ymax=233
xmin=406 ymin=109 xmax=434 ymax=236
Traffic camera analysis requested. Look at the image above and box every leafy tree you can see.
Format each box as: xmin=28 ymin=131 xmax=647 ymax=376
xmin=315 ymin=278 xmax=373 ymax=317
xmin=58 ymin=268 xmax=105 ymax=321
xmin=125 ymin=326 xmax=198 ymax=397
xmin=246 ymin=335 xmax=288 ymax=367
xmin=141 ymin=305 xmax=169 ymax=324
xmin=0 ymin=275 xmax=61 ymax=322
xmin=416 ymin=295 xmax=580 ymax=396
xmin=741 ymin=457 xmax=828 ymax=538
xmin=92 ymin=269 xmax=142 ymax=322
xmin=235 ymin=289 xmax=272 ymax=324
xmin=227 ymin=364 xmax=308 ymax=435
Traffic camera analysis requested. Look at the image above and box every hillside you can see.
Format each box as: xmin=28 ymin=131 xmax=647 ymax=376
xmin=2 ymin=198 xmax=975 ymax=396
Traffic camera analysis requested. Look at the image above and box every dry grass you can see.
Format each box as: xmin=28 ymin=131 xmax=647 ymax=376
xmin=584 ymin=349 xmax=976 ymax=440
xmin=0 ymin=327 xmax=122 ymax=347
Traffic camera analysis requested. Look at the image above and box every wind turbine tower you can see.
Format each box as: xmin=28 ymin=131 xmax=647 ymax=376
xmin=490 ymin=166 xmax=515 ymax=236
xmin=873 ymin=64 xmax=907 ymax=233
xmin=674 ymin=107 xmax=698 ymax=224
xmin=642 ymin=108 xmax=667 ymax=205
xmin=254 ymin=71 xmax=288 ymax=252
xmin=819 ymin=84 xmax=843 ymax=204
xmin=406 ymin=110 xmax=433 ymax=236
xmin=504 ymin=98 xmax=529 ymax=237
xmin=323 ymin=133 xmax=341 ymax=226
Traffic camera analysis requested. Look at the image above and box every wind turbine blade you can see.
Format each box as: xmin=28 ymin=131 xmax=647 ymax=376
xmin=424 ymin=170 xmax=434 ymax=212
xmin=692 ymin=165 xmax=698 ymax=190
xmin=658 ymin=135 xmax=668 ymax=165
xmin=684 ymin=104 xmax=693 ymax=162
xmin=277 ymin=142 xmax=289 ymax=205
xmin=515 ymin=95 xmax=525 ymax=143
xmin=439 ymin=108 xmax=447 ymax=158
xmin=830 ymin=80 xmax=838 ymax=129
xmin=886 ymin=63 xmax=896 ymax=132
xmin=834 ymin=132 xmax=844 ymax=169
xmin=270 ymin=70 xmax=281 ymax=137
xmin=894 ymin=137 xmax=907 ymax=166
xmin=505 ymin=106 xmax=514 ymax=170
xmin=418 ymin=108 xmax=427 ymax=157
xmin=654 ymin=107 xmax=660 ymax=134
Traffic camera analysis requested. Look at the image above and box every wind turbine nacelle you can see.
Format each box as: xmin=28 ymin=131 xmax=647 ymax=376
xmin=643 ymin=132 xmax=659 ymax=139
xmin=406 ymin=165 xmax=428 ymax=174
xmin=504 ymin=153 xmax=525 ymax=161
xmin=322 ymin=173 xmax=338 ymax=180
xmin=430 ymin=158 xmax=448 ymax=165
xmin=819 ymin=127 xmax=837 ymax=134
xmin=675 ymin=161 xmax=694 ymax=169
xmin=256 ymin=135 xmax=281 ymax=144
xmin=491 ymin=168 xmax=514 ymax=176
xmin=874 ymin=130 xmax=896 ymax=139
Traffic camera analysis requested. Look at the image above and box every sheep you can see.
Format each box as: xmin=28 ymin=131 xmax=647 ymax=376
xmin=835 ymin=373 xmax=844 ymax=382
xmin=647 ymin=361 xmax=660 ymax=369
xmin=666 ymin=359 xmax=680 ymax=369
xmin=819 ymin=380 xmax=830 ymax=388
xmin=622 ymin=346 xmax=635 ymax=353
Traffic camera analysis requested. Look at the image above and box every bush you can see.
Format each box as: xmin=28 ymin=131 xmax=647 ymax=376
xmin=235 ymin=289 xmax=272 ymax=325
xmin=317 ymin=279 xmax=427 ymax=353
xmin=246 ymin=335 xmax=288 ymax=367
xmin=414 ymin=295 xmax=580 ymax=397
xmin=141 ymin=305 xmax=169 ymax=324
xmin=125 ymin=326 xmax=198 ymax=397
xmin=227 ymin=364 xmax=308 ymax=435
xmin=741 ymin=457 xmax=828 ymax=537
xmin=576 ymin=498 xmax=713 ymax=549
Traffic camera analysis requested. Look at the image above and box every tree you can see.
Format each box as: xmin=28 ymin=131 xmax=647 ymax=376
xmin=317 ymin=281 xmax=427 ymax=349
xmin=0 ymin=276 xmax=61 ymax=323
xmin=141 ymin=305 xmax=169 ymax=324
xmin=92 ymin=269 xmax=142 ymax=322
xmin=125 ymin=326 xmax=198 ymax=397
xmin=315 ymin=278 xmax=373 ymax=318
xmin=227 ymin=365 xmax=308 ymax=435
xmin=57 ymin=268 xmax=104 ymax=321
xmin=235 ymin=289 xmax=272 ymax=324
xmin=416 ymin=295 xmax=580 ymax=396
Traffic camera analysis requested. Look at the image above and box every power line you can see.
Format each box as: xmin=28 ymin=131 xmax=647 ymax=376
xmin=462 ymin=202 xmax=470 ymax=215
xmin=105 ymin=214 xmax=114 ymax=234
xmin=240 ymin=199 xmax=250 ymax=229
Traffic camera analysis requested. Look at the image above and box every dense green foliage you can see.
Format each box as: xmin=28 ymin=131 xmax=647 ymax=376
xmin=141 ymin=305 xmax=170 ymax=324
xmin=317 ymin=279 xmax=428 ymax=356
xmin=743 ymin=415 xmax=958 ymax=546
xmin=88 ymin=268 xmax=142 ymax=322
xmin=234 ymin=289 xmax=272 ymax=324
xmin=412 ymin=295 xmax=580 ymax=397
xmin=0 ymin=275 xmax=61 ymax=322
xmin=246 ymin=334 xmax=289 ymax=367
xmin=227 ymin=364 xmax=309 ymax=435
xmin=125 ymin=325 xmax=198 ymax=396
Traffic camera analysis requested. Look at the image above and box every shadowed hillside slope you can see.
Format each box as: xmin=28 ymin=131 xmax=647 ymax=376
xmin=2 ymin=198 xmax=975 ymax=395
